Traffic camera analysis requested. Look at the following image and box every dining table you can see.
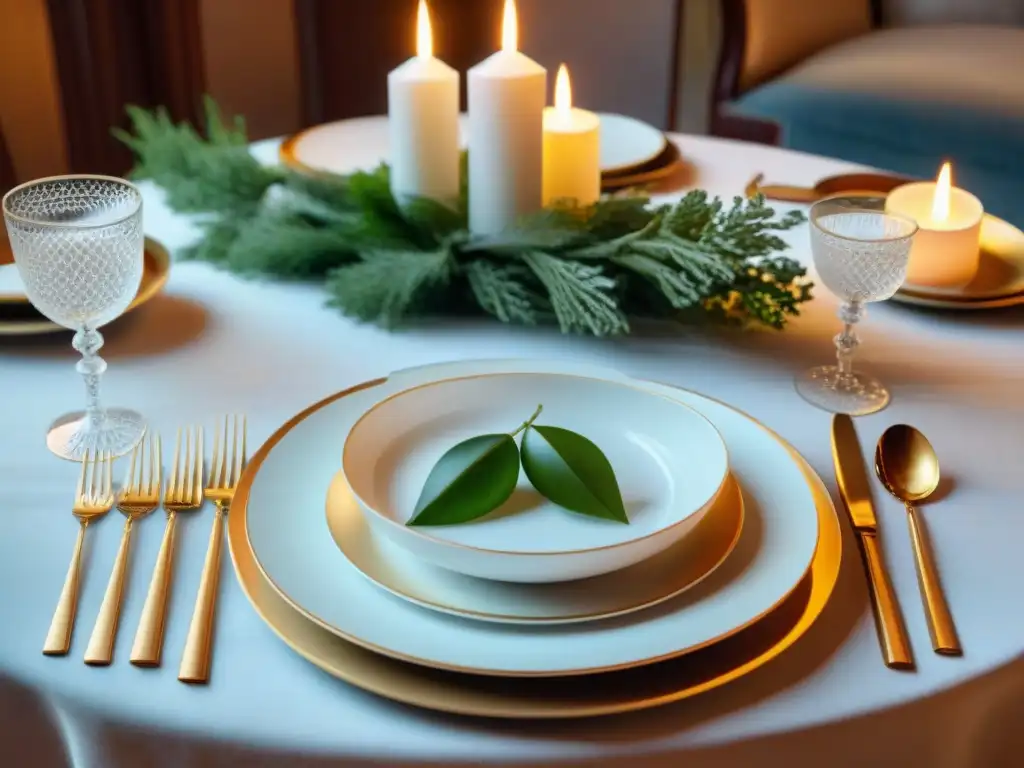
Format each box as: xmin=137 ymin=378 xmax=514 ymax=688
xmin=2 ymin=125 xmax=1023 ymax=768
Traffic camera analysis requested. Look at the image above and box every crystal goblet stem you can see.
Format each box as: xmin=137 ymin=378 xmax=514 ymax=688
xmin=833 ymin=300 xmax=864 ymax=381
xmin=75 ymin=326 xmax=107 ymax=430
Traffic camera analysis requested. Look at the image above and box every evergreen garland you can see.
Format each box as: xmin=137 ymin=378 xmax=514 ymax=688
xmin=116 ymin=97 xmax=812 ymax=335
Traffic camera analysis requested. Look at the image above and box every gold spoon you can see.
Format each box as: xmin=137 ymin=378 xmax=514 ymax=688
xmin=875 ymin=425 xmax=962 ymax=656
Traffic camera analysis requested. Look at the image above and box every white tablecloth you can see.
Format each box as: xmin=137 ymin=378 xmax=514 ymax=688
xmin=3 ymin=132 xmax=1024 ymax=768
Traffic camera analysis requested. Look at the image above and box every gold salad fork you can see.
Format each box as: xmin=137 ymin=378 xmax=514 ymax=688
xmin=180 ymin=414 xmax=246 ymax=683
xmin=85 ymin=434 xmax=161 ymax=665
xmin=131 ymin=426 xmax=203 ymax=667
xmin=43 ymin=451 xmax=114 ymax=656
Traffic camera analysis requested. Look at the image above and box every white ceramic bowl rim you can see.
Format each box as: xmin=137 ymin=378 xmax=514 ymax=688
xmin=341 ymin=372 xmax=730 ymax=557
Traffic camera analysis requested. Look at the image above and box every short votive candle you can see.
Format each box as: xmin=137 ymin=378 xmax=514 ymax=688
xmin=886 ymin=165 xmax=983 ymax=289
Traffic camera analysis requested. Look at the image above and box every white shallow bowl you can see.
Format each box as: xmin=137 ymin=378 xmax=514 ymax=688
xmin=342 ymin=373 xmax=729 ymax=583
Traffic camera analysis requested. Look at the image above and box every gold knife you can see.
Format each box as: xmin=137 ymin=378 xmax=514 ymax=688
xmin=832 ymin=414 xmax=915 ymax=670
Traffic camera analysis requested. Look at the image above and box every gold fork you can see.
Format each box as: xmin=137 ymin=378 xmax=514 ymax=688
xmin=84 ymin=434 xmax=161 ymax=665
xmin=131 ymin=426 xmax=203 ymax=667
xmin=179 ymin=414 xmax=246 ymax=683
xmin=43 ymin=451 xmax=114 ymax=656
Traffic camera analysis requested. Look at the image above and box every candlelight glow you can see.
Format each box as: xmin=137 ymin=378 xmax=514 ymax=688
xmin=931 ymin=162 xmax=952 ymax=223
xmin=555 ymin=64 xmax=572 ymax=114
xmin=416 ymin=0 xmax=433 ymax=58
xmin=502 ymin=0 xmax=518 ymax=52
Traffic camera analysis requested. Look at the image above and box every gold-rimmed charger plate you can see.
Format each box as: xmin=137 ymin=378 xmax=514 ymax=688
xmin=0 ymin=236 xmax=171 ymax=335
xmin=326 ymin=470 xmax=744 ymax=625
xmin=227 ymin=377 xmax=842 ymax=718
xmin=601 ymin=140 xmax=682 ymax=191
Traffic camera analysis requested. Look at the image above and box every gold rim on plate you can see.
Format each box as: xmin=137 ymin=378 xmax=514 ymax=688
xmin=891 ymin=290 xmax=1024 ymax=310
xmin=226 ymin=378 xmax=842 ymax=717
xmin=326 ymin=470 xmax=745 ymax=625
xmin=0 ymin=236 xmax=171 ymax=335
xmin=279 ymin=130 xmax=326 ymax=177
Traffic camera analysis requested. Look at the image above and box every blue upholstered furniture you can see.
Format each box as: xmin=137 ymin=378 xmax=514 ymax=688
xmin=713 ymin=1 xmax=1024 ymax=226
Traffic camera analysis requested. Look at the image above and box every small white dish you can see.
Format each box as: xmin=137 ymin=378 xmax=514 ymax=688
xmin=598 ymin=113 xmax=668 ymax=174
xmin=279 ymin=114 xmax=666 ymax=177
xmin=342 ymin=373 xmax=729 ymax=583
xmin=327 ymin=469 xmax=744 ymax=625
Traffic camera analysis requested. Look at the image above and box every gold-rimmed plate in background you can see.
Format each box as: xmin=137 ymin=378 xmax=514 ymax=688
xmin=601 ymin=140 xmax=683 ymax=192
xmin=892 ymin=215 xmax=1024 ymax=308
xmin=279 ymin=114 xmax=671 ymax=181
xmin=890 ymin=289 xmax=1024 ymax=311
xmin=227 ymin=370 xmax=842 ymax=717
xmin=0 ymin=236 xmax=171 ymax=336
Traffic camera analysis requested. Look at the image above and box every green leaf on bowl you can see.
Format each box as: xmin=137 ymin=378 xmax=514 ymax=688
xmin=520 ymin=425 xmax=628 ymax=523
xmin=407 ymin=434 xmax=521 ymax=526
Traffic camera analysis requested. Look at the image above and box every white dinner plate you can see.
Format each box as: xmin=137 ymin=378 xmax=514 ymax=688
xmin=598 ymin=113 xmax=667 ymax=174
xmin=327 ymin=469 xmax=744 ymax=624
xmin=246 ymin=359 xmax=821 ymax=677
xmin=279 ymin=114 xmax=667 ymax=177
xmin=342 ymin=373 xmax=729 ymax=582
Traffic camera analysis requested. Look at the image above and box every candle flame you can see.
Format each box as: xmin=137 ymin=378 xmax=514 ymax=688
xmin=931 ymin=162 xmax=952 ymax=223
xmin=555 ymin=64 xmax=572 ymax=113
xmin=417 ymin=0 xmax=433 ymax=58
xmin=502 ymin=0 xmax=518 ymax=52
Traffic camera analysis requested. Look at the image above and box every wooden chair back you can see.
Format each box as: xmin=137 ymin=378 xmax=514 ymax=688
xmin=710 ymin=0 xmax=882 ymax=143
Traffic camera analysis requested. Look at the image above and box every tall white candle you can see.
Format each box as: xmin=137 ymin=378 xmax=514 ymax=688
xmin=886 ymin=162 xmax=983 ymax=289
xmin=542 ymin=64 xmax=600 ymax=208
xmin=467 ymin=0 xmax=546 ymax=234
xmin=387 ymin=0 xmax=460 ymax=207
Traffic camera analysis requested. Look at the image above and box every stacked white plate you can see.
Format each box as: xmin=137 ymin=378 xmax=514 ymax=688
xmin=244 ymin=359 xmax=824 ymax=680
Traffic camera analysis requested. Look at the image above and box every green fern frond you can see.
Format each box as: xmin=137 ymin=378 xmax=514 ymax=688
xmin=522 ymin=251 xmax=628 ymax=336
xmin=464 ymin=260 xmax=547 ymax=325
xmin=326 ymin=248 xmax=455 ymax=327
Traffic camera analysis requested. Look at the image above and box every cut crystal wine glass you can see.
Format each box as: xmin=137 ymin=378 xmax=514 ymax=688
xmin=3 ymin=175 xmax=148 ymax=460
xmin=795 ymin=195 xmax=918 ymax=415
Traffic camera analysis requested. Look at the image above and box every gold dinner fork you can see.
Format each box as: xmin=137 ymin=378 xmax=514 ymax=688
xmin=43 ymin=450 xmax=114 ymax=656
xmin=179 ymin=414 xmax=246 ymax=683
xmin=84 ymin=434 xmax=161 ymax=665
xmin=131 ymin=426 xmax=203 ymax=667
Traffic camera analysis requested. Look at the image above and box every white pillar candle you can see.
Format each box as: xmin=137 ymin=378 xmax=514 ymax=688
xmin=886 ymin=163 xmax=983 ymax=289
xmin=542 ymin=64 xmax=600 ymax=208
xmin=467 ymin=0 xmax=546 ymax=234
xmin=387 ymin=0 xmax=460 ymax=207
